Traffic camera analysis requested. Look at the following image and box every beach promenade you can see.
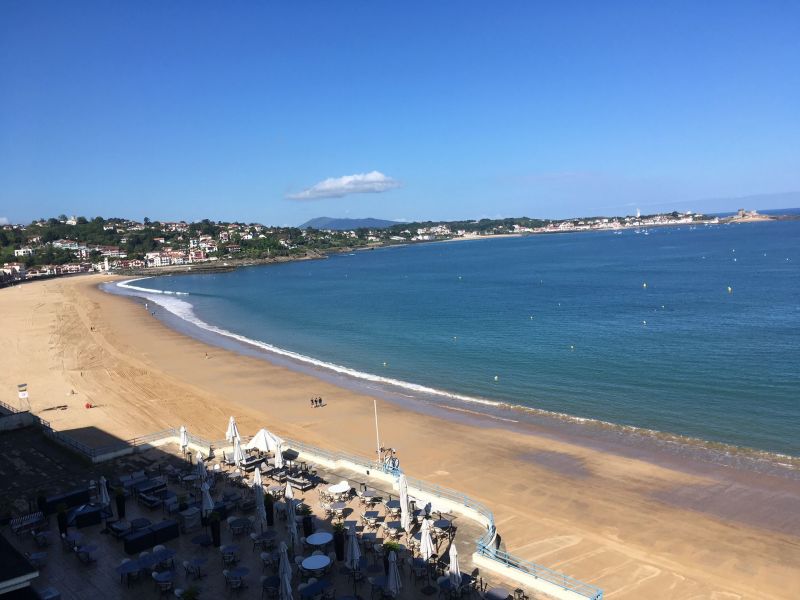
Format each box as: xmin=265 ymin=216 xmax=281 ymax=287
xmin=1 ymin=276 xmax=798 ymax=599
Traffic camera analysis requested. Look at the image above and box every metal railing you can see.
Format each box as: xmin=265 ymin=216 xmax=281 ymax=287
xmin=482 ymin=549 xmax=603 ymax=600
xmin=20 ymin=418 xmax=603 ymax=600
xmin=280 ymin=438 xmax=601 ymax=600
xmin=0 ymin=398 xmax=20 ymax=414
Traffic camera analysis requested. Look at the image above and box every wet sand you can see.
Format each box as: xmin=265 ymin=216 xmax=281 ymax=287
xmin=1 ymin=275 xmax=798 ymax=598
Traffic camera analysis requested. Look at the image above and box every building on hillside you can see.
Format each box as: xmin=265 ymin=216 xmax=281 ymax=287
xmin=13 ymin=247 xmax=34 ymax=257
xmin=2 ymin=263 xmax=27 ymax=279
xmin=188 ymin=249 xmax=207 ymax=263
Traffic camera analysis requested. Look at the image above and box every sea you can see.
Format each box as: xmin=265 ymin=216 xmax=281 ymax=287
xmin=108 ymin=218 xmax=800 ymax=463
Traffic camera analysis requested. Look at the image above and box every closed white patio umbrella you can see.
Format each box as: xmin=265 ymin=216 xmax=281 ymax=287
xmin=345 ymin=523 xmax=361 ymax=595
xmin=420 ymin=518 xmax=436 ymax=561
xmin=286 ymin=500 xmax=298 ymax=551
xmin=345 ymin=523 xmax=361 ymax=570
xmin=196 ymin=450 xmax=207 ymax=481
xmin=449 ymin=542 xmax=461 ymax=588
xmin=225 ymin=416 xmax=240 ymax=443
xmin=387 ymin=550 xmax=402 ymax=597
xmin=253 ymin=467 xmax=266 ymax=528
xmin=278 ymin=541 xmax=293 ymax=600
xmin=200 ymin=481 xmax=214 ymax=517
xmin=233 ymin=436 xmax=244 ymax=468
xmin=179 ymin=425 xmax=188 ymax=452
xmin=98 ymin=475 xmax=110 ymax=508
xmin=274 ymin=444 xmax=284 ymax=469
xmin=284 ymin=480 xmax=294 ymax=501
xmin=398 ymin=474 xmax=411 ymax=532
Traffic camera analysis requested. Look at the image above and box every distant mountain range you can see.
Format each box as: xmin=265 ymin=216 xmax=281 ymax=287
xmin=299 ymin=217 xmax=403 ymax=230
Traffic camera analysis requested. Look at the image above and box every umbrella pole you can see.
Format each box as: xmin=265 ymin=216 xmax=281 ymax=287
xmin=421 ymin=557 xmax=437 ymax=595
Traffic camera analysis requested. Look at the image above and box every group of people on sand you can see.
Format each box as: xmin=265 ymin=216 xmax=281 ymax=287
xmin=310 ymin=397 xmax=325 ymax=408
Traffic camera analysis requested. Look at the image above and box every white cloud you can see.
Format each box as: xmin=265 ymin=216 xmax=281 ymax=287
xmin=288 ymin=171 xmax=400 ymax=200
xmin=0 ymin=217 xmax=9 ymax=225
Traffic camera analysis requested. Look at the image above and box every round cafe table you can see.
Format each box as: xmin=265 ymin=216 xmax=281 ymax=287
xmin=302 ymin=554 xmax=331 ymax=571
xmin=116 ymin=559 xmax=141 ymax=576
xmin=229 ymin=566 xmax=249 ymax=578
xmin=153 ymin=571 xmax=173 ymax=584
xmin=306 ymin=531 xmax=333 ymax=546
xmin=433 ymin=519 xmax=451 ymax=530
xmin=220 ymin=543 xmax=240 ymax=556
xmin=485 ymin=587 xmax=512 ymax=600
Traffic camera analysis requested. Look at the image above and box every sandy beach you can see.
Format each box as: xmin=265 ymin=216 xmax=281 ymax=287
xmin=1 ymin=275 xmax=798 ymax=599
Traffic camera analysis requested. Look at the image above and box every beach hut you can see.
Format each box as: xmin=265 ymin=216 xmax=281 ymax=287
xmin=225 ymin=416 xmax=240 ymax=443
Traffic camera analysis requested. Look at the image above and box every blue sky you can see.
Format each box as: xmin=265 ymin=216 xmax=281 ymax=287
xmin=1 ymin=1 xmax=799 ymax=226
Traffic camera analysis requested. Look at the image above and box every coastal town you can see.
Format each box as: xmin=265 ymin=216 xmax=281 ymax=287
xmin=0 ymin=209 xmax=734 ymax=285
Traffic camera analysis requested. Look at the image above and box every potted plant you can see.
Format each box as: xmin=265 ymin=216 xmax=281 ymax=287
xmin=264 ymin=494 xmax=274 ymax=527
xmin=56 ymin=503 xmax=69 ymax=536
xmin=113 ymin=487 xmax=126 ymax=519
xmin=383 ymin=541 xmax=401 ymax=574
xmin=298 ymin=504 xmax=314 ymax=537
xmin=209 ymin=511 xmax=221 ymax=547
xmin=332 ymin=522 xmax=346 ymax=561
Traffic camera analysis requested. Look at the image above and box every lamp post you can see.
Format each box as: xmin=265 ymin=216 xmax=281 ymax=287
xmin=373 ymin=399 xmax=381 ymax=465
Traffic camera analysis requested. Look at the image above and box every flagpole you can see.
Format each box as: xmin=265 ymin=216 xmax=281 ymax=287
xmin=373 ymin=399 xmax=381 ymax=463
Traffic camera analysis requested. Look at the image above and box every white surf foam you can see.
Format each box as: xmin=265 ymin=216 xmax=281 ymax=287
xmin=117 ymin=277 xmax=190 ymax=296
xmin=113 ymin=278 xmax=799 ymax=468
xmin=116 ymin=278 xmax=507 ymax=409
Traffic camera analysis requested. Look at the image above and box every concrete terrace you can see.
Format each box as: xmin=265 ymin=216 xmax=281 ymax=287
xmin=2 ymin=428 xmax=546 ymax=600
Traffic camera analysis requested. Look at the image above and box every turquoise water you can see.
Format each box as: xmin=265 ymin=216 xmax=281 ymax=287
xmin=121 ymin=221 xmax=800 ymax=457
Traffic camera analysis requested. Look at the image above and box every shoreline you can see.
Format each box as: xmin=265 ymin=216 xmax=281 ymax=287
xmin=111 ymin=274 xmax=799 ymax=472
xmin=113 ymin=218 xmax=790 ymax=280
xmin=2 ymin=276 xmax=799 ymax=598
